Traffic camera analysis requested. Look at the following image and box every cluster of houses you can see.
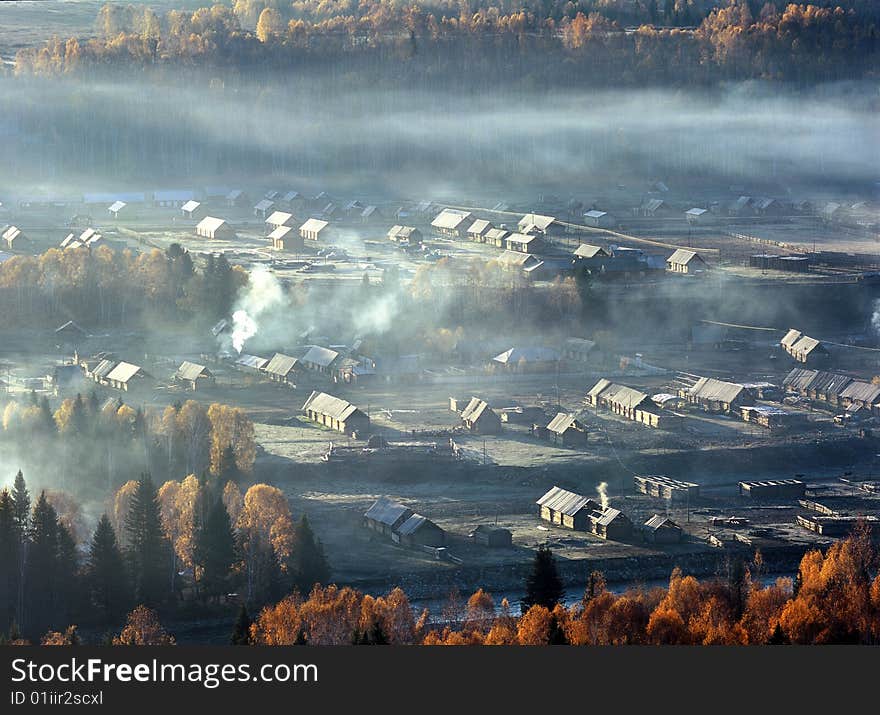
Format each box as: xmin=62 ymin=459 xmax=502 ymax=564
xmin=229 ymin=343 xmax=421 ymax=389
xmin=587 ymin=378 xmax=664 ymax=428
xmin=82 ymin=355 xmax=150 ymax=392
xmin=363 ymin=496 xmax=445 ymax=548
xmin=535 ymin=485 xmax=682 ymax=544
xmin=783 ymin=367 xmax=880 ymax=420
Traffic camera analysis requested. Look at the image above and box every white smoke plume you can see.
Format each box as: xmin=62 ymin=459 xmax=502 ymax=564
xmin=228 ymin=265 xmax=285 ymax=354
xmin=871 ymin=299 xmax=880 ymax=337
xmin=597 ymin=482 xmax=609 ymax=511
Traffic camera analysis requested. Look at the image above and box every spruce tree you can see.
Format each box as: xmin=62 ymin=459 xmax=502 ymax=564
xmin=27 ymin=492 xmax=60 ymax=635
xmin=194 ymin=498 xmax=236 ymax=600
xmin=87 ymin=515 xmax=129 ymax=621
xmin=0 ymin=489 xmax=18 ymax=632
xmin=11 ymin=471 xmax=30 ymax=540
xmin=56 ymin=522 xmax=79 ymax=621
xmin=289 ymin=515 xmax=330 ymax=595
xmin=124 ymin=474 xmax=171 ymax=606
xmin=522 ymin=545 xmax=563 ymax=612
xmin=230 ymin=604 xmax=252 ymax=645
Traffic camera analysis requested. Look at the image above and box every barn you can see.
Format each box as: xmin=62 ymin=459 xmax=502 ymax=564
xmin=175 ymin=361 xmax=214 ymax=390
xmin=546 ymin=413 xmax=587 ymax=447
xmin=300 ymin=345 xmax=340 ymax=374
xmin=681 ymin=377 xmax=753 ymax=413
xmin=107 ymin=200 xmax=126 ymax=219
xmin=471 ymin=525 xmax=512 ymax=548
xmin=466 ymin=219 xmax=493 ymax=242
xmin=583 ymin=210 xmax=614 ymax=228
xmin=180 ymin=200 xmax=204 ymax=219
xmin=573 ymin=244 xmax=610 ymax=260
xmin=459 ymin=397 xmax=502 ymax=435
xmin=301 ymin=391 xmax=370 ymax=436
xmin=642 ymin=515 xmax=682 ymax=544
xmin=504 ymin=233 xmax=545 ymax=254
xmin=299 ymin=218 xmax=330 ymax=242
xmin=2 ymin=226 xmax=30 ymax=251
xmin=387 ymin=225 xmax=423 ymax=244
xmin=666 ymin=249 xmax=709 ymax=274
xmin=264 ymin=353 xmax=299 ymax=385
xmin=590 ymin=507 xmax=633 ymax=541
xmin=270 ymin=226 xmax=304 ymax=252
xmin=105 ymin=362 xmax=149 ymax=391
xmin=253 ymin=199 xmax=275 ymax=219
xmin=266 ymin=211 xmax=297 ymax=233
xmin=536 ymin=486 xmax=601 ymax=531
xmin=431 ymin=209 xmax=473 ymax=238
xmin=396 ymin=514 xmax=445 ymax=548
xmin=195 ymin=217 xmax=236 ymax=240
xmin=517 ymin=213 xmax=565 ymax=237
xmin=363 ymin=497 xmax=413 ymax=537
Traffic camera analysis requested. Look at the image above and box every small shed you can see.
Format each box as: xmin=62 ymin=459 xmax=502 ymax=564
xmin=546 ymin=413 xmax=587 ymax=447
xmin=667 ymin=249 xmax=708 ymax=274
xmin=363 ymin=497 xmax=413 ymax=537
xmin=299 ymin=218 xmax=330 ymax=242
xmin=269 ymin=226 xmax=304 ymax=252
xmin=471 ymin=525 xmax=512 ymax=548
xmin=175 ymin=361 xmax=214 ymax=390
xmin=466 ymin=219 xmax=493 ymax=242
xmin=226 ymin=190 xmax=249 ymax=208
xmin=266 ymin=211 xmax=297 ymax=233
xmin=105 ymin=361 xmax=149 ymax=391
xmin=460 ymin=397 xmax=502 ymax=435
xmin=2 ymin=226 xmax=30 ymax=251
xmin=195 ymin=217 xmax=236 ymax=240
xmin=396 ymin=514 xmax=445 ymax=547
xmin=573 ymin=243 xmax=610 ymax=260
xmin=181 ymin=200 xmax=204 ymax=219
xmin=583 ymin=210 xmax=615 ymax=228
xmin=253 ymin=199 xmax=275 ymax=219
xmin=684 ymin=207 xmax=708 ymax=224
xmin=536 ymin=486 xmax=601 ymax=531
xmin=264 ymin=353 xmax=299 ymax=384
xmin=302 ymin=390 xmax=370 ymax=436
xmin=643 ymin=515 xmax=682 ymax=544
xmin=387 ymin=225 xmax=423 ymax=244
xmin=590 ymin=507 xmax=633 ymax=541
xmin=108 ymin=200 xmax=126 ymax=219
xmin=431 ymin=209 xmax=473 ymax=238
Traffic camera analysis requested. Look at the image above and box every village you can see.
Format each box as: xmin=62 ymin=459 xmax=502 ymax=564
xmin=2 ymin=179 xmax=880 ymax=600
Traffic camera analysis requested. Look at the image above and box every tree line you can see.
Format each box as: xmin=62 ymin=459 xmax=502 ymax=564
xmin=0 ymin=470 xmax=329 ymax=641
xmin=0 ymin=244 xmax=246 ymax=329
xmin=12 ymin=525 xmax=880 ymax=644
xmin=9 ymin=1 xmax=879 ymax=86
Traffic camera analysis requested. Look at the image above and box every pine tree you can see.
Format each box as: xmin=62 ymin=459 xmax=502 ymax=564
xmin=124 ymin=474 xmax=171 ymax=606
xmin=56 ymin=522 xmax=79 ymax=622
xmin=87 ymin=515 xmax=130 ymax=621
xmin=0 ymin=489 xmax=18 ymax=632
xmin=230 ymin=604 xmax=252 ymax=645
xmin=522 ymin=545 xmax=563 ymax=612
xmin=11 ymin=471 xmax=30 ymax=540
xmin=194 ymin=498 xmax=236 ymax=600
xmin=38 ymin=397 xmax=55 ymax=434
xmin=289 ymin=515 xmax=330 ymax=595
xmin=26 ymin=492 xmax=60 ymax=635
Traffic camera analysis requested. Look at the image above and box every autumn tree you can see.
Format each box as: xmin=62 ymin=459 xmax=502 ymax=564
xmin=113 ymin=605 xmax=175 ymax=645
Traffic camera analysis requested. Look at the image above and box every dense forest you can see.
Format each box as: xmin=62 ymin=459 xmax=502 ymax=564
xmin=9 ymin=1 xmax=880 ymax=86
xmin=0 ymin=468 xmax=329 ymax=640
